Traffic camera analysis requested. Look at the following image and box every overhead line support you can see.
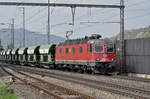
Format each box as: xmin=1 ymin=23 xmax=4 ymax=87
xmin=71 ymin=7 xmax=76 ymax=25
xmin=47 ymin=0 xmax=50 ymax=44
xmin=120 ymin=0 xmax=125 ymax=74
xmin=12 ymin=18 xmax=14 ymax=48
xmin=0 ymin=2 xmax=124 ymax=8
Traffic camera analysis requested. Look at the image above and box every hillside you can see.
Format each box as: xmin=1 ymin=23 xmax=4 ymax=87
xmin=111 ymin=26 xmax=150 ymax=40
xmin=0 ymin=28 xmax=65 ymax=48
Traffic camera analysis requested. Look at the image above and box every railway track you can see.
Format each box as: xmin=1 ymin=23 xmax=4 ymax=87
xmin=5 ymin=65 xmax=150 ymax=99
xmin=112 ymin=75 xmax=150 ymax=83
xmin=10 ymin=63 xmax=150 ymax=84
xmin=1 ymin=66 xmax=95 ymax=99
xmin=4 ymin=63 xmax=150 ymax=84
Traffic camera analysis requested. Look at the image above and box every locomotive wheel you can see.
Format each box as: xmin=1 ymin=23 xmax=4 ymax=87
xmin=83 ymin=66 xmax=88 ymax=74
xmin=73 ymin=69 xmax=78 ymax=72
xmin=78 ymin=69 xmax=84 ymax=74
xmin=91 ymin=70 xmax=95 ymax=75
xmin=66 ymin=68 xmax=71 ymax=72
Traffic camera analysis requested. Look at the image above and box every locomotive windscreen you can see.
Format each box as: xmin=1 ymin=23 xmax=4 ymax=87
xmin=95 ymin=44 xmax=103 ymax=53
xmin=107 ymin=44 xmax=114 ymax=52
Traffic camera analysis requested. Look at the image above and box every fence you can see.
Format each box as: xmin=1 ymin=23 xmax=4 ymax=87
xmin=116 ymin=38 xmax=150 ymax=74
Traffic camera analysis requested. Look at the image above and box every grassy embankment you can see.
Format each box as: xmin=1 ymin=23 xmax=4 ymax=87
xmin=136 ymin=33 xmax=150 ymax=38
xmin=0 ymin=83 xmax=17 ymax=99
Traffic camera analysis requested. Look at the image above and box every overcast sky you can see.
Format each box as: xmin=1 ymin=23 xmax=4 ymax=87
xmin=0 ymin=0 xmax=150 ymax=39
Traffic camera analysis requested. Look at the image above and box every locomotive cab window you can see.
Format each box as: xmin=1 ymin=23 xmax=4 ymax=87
xmin=90 ymin=44 xmax=94 ymax=52
xmin=107 ymin=44 xmax=114 ymax=52
xmin=59 ymin=48 xmax=63 ymax=54
xmin=79 ymin=47 xmax=83 ymax=53
xmin=95 ymin=44 xmax=103 ymax=53
xmin=72 ymin=47 xmax=75 ymax=54
xmin=66 ymin=48 xmax=69 ymax=54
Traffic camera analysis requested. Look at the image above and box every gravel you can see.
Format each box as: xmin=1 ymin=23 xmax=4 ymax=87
xmin=0 ymin=66 xmax=11 ymax=85
xmin=0 ymin=66 xmax=53 ymax=99
xmin=3 ymin=64 xmax=150 ymax=99
xmin=22 ymin=71 xmax=133 ymax=99
xmin=10 ymin=80 xmax=51 ymax=99
xmin=21 ymin=66 xmax=150 ymax=91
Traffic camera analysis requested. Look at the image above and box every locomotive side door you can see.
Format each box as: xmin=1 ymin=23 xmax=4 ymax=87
xmin=87 ymin=44 xmax=94 ymax=62
xmin=87 ymin=44 xmax=90 ymax=61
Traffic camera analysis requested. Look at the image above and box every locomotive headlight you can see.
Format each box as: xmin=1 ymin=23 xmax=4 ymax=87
xmin=108 ymin=64 xmax=112 ymax=68
xmin=96 ymin=59 xmax=99 ymax=61
xmin=103 ymin=54 xmax=107 ymax=58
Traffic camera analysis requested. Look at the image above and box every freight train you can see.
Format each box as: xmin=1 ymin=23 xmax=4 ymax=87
xmin=0 ymin=34 xmax=116 ymax=74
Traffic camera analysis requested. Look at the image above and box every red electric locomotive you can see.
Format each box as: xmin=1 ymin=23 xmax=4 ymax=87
xmin=55 ymin=34 xmax=116 ymax=74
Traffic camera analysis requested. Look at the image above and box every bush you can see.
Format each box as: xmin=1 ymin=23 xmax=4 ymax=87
xmin=0 ymin=83 xmax=17 ymax=99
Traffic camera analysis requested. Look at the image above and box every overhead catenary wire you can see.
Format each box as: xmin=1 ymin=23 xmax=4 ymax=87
xmin=45 ymin=0 xmax=150 ymax=29
xmin=16 ymin=1 xmax=119 ymax=29
xmin=126 ymin=12 xmax=150 ymax=20
xmin=16 ymin=0 xmax=59 ymax=28
xmin=13 ymin=0 xmax=150 ymax=37
xmin=60 ymin=0 xmax=150 ymax=33
xmin=126 ymin=0 xmax=150 ymax=7
xmin=11 ymin=0 xmax=150 ymax=27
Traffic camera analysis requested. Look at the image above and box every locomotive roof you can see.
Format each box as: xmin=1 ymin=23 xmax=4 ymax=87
xmin=57 ymin=39 xmax=114 ymax=46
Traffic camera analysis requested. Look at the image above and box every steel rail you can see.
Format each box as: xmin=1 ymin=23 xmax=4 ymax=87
xmin=9 ymin=66 xmax=150 ymax=99
xmin=113 ymin=75 xmax=150 ymax=83
xmin=1 ymin=67 xmax=64 ymax=99
xmin=2 ymin=63 xmax=150 ymax=83
xmin=12 ymin=66 xmax=150 ymax=94
xmin=10 ymin=68 xmax=95 ymax=99
xmin=4 ymin=66 xmax=96 ymax=99
xmin=12 ymin=64 xmax=150 ymax=84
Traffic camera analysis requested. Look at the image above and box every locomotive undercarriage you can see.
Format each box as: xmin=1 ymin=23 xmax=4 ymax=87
xmin=1 ymin=60 xmax=114 ymax=75
xmin=93 ymin=62 xmax=114 ymax=74
xmin=55 ymin=61 xmax=114 ymax=74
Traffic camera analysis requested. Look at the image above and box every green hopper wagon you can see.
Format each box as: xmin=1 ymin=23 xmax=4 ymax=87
xmin=39 ymin=44 xmax=56 ymax=68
